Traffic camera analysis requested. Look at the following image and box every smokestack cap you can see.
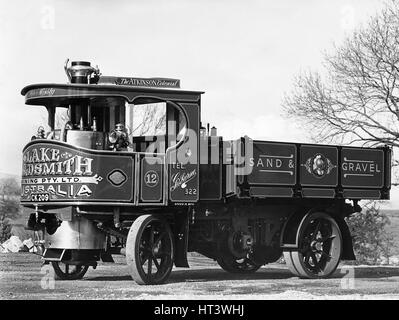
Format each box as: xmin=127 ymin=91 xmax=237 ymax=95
xmin=71 ymin=61 xmax=91 ymax=66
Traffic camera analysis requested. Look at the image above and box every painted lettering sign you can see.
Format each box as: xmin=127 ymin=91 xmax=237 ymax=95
xmin=21 ymin=141 xmax=134 ymax=203
xmin=169 ymin=162 xmax=198 ymax=202
xmin=248 ymin=142 xmax=297 ymax=185
xmin=98 ymin=76 xmax=180 ymax=89
xmin=341 ymin=148 xmax=384 ymax=188
xmin=25 ymin=87 xmax=56 ymax=99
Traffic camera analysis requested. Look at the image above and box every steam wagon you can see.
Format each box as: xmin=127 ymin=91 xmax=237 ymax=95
xmin=21 ymin=61 xmax=392 ymax=284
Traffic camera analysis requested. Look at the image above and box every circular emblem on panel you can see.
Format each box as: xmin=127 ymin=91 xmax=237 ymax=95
xmin=144 ymin=170 xmax=159 ymax=188
xmin=303 ymin=153 xmax=336 ymax=178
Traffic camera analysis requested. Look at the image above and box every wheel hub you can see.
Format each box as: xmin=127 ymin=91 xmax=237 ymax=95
xmin=311 ymin=240 xmax=323 ymax=252
xmin=228 ymin=231 xmax=254 ymax=259
xmin=152 ymin=245 xmax=160 ymax=256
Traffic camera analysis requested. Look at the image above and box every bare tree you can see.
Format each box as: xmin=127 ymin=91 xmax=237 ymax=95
xmin=283 ymin=0 xmax=399 ymax=154
xmin=129 ymin=103 xmax=166 ymax=137
xmin=283 ymin=2 xmax=399 ymax=262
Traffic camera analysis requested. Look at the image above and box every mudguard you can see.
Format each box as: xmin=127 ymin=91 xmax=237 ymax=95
xmin=335 ymin=217 xmax=356 ymax=260
xmin=173 ymin=210 xmax=190 ymax=267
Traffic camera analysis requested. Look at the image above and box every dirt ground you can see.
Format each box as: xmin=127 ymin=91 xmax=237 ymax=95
xmin=1 ymin=252 xmax=399 ymax=300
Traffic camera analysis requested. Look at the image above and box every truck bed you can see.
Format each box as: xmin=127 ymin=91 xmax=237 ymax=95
xmin=232 ymin=139 xmax=391 ymax=200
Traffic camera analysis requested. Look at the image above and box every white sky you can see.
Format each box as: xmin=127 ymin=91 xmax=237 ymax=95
xmin=2 ymin=0 xmax=397 ymax=206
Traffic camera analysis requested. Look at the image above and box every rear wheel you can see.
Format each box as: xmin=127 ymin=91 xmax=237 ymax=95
xmin=126 ymin=215 xmax=174 ymax=285
xmin=217 ymin=255 xmax=261 ymax=274
xmin=51 ymin=262 xmax=89 ymax=280
xmin=284 ymin=212 xmax=342 ymax=279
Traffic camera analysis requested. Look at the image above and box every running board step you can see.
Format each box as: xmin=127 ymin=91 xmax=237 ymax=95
xmin=42 ymin=249 xmax=66 ymax=262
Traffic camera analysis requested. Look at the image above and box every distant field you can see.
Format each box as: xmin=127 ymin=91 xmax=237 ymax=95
xmin=381 ymin=210 xmax=399 ymax=256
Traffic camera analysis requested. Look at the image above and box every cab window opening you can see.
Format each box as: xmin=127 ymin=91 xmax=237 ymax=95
xmin=126 ymin=102 xmax=166 ymax=153
xmin=35 ymin=97 xmax=187 ymax=154
xmin=126 ymin=101 xmax=187 ymax=153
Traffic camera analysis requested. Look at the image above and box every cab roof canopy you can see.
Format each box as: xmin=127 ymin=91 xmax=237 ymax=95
xmin=21 ymin=83 xmax=204 ymax=107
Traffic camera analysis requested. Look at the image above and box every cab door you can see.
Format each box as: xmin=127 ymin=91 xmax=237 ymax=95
xmin=138 ymin=154 xmax=164 ymax=204
xmin=167 ymin=102 xmax=200 ymax=203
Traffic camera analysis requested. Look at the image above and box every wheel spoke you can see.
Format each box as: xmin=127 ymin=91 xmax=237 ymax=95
xmin=141 ymin=253 xmax=149 ymax=266
xmin=147 ymin=255 xmax=153 ymax=277
xmin=65 ymin=264 xmax=69 ymax=274
xmin=320 ymin=250 xmax=332 ymax=260
xmin=154 ymin=231 xmax=167 ymax=246
xmin=246 ymin=257 xmax=257 ymax=266
xmin=299 ymin=246 xmax=309 ymax=254
xmin=149 ymin=226 xmax=155 ymax=246
xmin=310 ymin=252 xmax=323 ymax=273
xmin=153 ymin=258 xmax=160 ymax=270
xmin=310 ymin=252 xmax=318 ymax=265
xmin=217 ymin=255 xmax=261 ymax=274
xmin=244 ymin=259 xmax=257 ymax=270
xmin=312 ymin=221 xmax=321 ymax=240
xmin=140 ymin=246 xmax=152 ymax=254
xmin=156 ymin=251 xmax=171 ymax=258
xmin=304 ymin=251 xmax=311 ymax=264
xmin=320 ymin=234 xmax=336 ymax=243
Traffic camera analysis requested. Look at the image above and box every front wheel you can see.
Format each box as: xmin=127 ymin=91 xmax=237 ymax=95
xmin=126 ymin=215 xmax=174 ymax=285
xmin=51 ymin=262 xmax=89 ymax=280
xmin=283 ymin=212 xmax=342 ymax=279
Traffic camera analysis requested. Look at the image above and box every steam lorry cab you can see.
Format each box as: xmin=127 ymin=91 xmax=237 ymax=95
xmin=21 ymin=61 xmax=392 ymax=284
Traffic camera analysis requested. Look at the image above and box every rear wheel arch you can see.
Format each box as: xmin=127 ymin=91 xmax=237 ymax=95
xmin=283 ymin=211 xmax=343 ymax=278
xmin=334 ymin=216 xmax=355 ymax=260
xmin=280 ymin=207 xmax=355 ymax=261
